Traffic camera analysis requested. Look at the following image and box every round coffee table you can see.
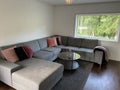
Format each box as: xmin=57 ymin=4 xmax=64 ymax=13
xmin=58 ymin=52 xmax=80 ymax=70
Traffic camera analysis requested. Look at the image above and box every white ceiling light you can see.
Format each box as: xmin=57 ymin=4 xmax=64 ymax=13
xmin=65 ymin=0 xmax=73 ymax=4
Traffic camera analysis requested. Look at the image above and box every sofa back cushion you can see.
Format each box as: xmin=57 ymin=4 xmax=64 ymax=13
xmin=38 ymin=38 xmax=48 ymax=49
xmin=23 ymin=40 xmax=40 ymax=52
xmin=61 ymin=36 xmax=68 ymax=46
xmin=81 ymin=38 xmax=98 ymax=49
xmin=67 ymin=37 xmax=82 ymax=47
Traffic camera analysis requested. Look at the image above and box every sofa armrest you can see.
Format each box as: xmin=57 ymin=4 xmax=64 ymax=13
xmin=0 ymin=59 xmax=22 ymax=86
xmin=94 ymin=51 xmax=103 ymax=65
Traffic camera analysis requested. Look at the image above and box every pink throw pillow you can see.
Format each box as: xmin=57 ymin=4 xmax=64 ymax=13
xmin=47 ymin=37 xmax=58 ymax=47
xmin=1 ymin=46 xmax=19 ymax=62
xmin=22 ymin=45 xmax=34 ymax=58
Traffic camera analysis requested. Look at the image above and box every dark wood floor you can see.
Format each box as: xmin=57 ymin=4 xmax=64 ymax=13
xmin=84 ymin=60 xmax=120 ymax=90
xmin=0 ymin=60 xmax=120 ymax=90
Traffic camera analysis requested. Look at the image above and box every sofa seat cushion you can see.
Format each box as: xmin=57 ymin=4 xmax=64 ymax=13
xmin=78 ymin=48 xmax=93 ymax=53
xmin=72 ymin=48 xmax=94 ymax=61
xmin=57 ymin=45 xmax=94 ymax=61
xmin=57 ymin=45 xmax=94 ymax=52
xmin=33 ymin=51 xmax=54 ymax=61
xmin=12 ymin=58 xmax=64 ymax=90
xmin=57 ymin=45 xmax=80 ymax=51
xmin=42 ymin=47 xmax=61 ymax=55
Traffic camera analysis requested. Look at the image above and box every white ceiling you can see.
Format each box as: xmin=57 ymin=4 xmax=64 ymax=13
xmin=39 ymin=0 xmax=120 ymax=5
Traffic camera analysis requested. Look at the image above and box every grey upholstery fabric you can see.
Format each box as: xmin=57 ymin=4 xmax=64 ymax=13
xmin=81 ymin=38 xmax=98 ymax=49
xmin=94 ymin=50 xmax=103 ymax=65
xmin=33 ymin=51 xmax=54 ymax=61
xmin=13 ymin=58 xmax=64 ymax=90
xmin=67 ymin=37 xmax=82 ymax=47
xmin=0 ymin=59 xmax=22 ymax=86
xmin=57 ymin=45 xmax=79 ymax=51
xmin=15 ymin=43 xmax=24 ymax=47
xmin=0 ymin=35 xmax=103 ymax=90
xmin=58 ymin=45 xmax=94 ymax=61
xmin=38 ymin=38 xmax=48 ymax=49
xmin=61 ymin=36 xmax=68 ymax=46
xmin=43 ymin=47 xmax=61 ymax=55
xmin=0 ymin=48 xmax=3 ymax=59
xmin=74 ymin=48 xmax=94 ymax=61
xmin=23 ymin=40 xmax=40 ymax=52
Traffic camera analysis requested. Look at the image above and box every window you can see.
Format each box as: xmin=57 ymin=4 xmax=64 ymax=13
xmin=75 ymin=14 xmax=120 ymax=41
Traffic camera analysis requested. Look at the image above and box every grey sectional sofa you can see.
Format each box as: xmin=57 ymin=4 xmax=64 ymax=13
xmin=57 ymin=36 xmax=103 ymax=65
xmin=0 ymin=35 xmax=103 ymax=90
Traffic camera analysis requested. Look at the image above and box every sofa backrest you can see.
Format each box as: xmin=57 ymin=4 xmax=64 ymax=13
xmin=38 ymin=38 xmax=48 ymax=49
xmin=80 ymin=38 xmax=98 ymax=49
xmin=61 ymin=35 xmax=98 ymax=49
xmin=67 ymin=37 xmax=82 ymax=47
xmin=0 ymin=40 xmax=41 ymax=54
xmin=61 ymin=36 xmax=69 ymax=46
xmin=23 ymin=40 xmax=40 ymax=52
xmin=0 ymin=48 xmax=3 ymax=59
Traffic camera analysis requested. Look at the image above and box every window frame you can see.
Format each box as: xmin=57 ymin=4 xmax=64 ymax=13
xmin=74 ymin=13 xmax=120 ymax=42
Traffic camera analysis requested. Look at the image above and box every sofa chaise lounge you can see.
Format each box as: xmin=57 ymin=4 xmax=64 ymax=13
xmin=0 ymin=35 xmax=103 ymax=90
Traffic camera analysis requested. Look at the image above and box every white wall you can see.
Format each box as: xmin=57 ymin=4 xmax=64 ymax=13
xmin=54 ymin=2 xmax=120 ymax=61
xmin=0 ymin=0 xmax=54 ymax=46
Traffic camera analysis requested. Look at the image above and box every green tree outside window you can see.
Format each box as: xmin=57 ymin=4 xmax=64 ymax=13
xmin=76 ymin=14 xmax=120 ymax=41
